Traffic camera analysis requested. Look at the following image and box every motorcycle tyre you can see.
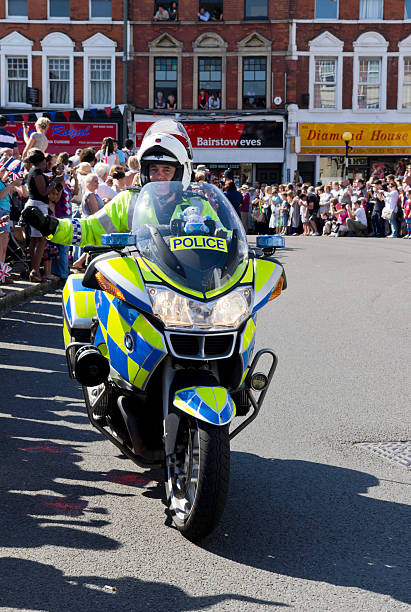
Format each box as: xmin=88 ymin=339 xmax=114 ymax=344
xmin=166 ymin=418 xmax=230 ymax=542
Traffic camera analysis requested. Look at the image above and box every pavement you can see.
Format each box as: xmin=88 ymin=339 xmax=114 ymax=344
xmin=0 ymin=272 xmax=63 ymax=315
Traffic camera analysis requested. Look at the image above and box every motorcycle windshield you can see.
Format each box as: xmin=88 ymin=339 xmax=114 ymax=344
xmin=131 ymin=182 xmax=248 ymax=296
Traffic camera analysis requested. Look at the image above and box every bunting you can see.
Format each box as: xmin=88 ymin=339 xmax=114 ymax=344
xmin=21 ymin=113 xmax=30 ymax=122
xmin=117 ymin=104 xmax=126 ymax=115
xmin=89 ymin=108 xmax=97 ymax=118
xmin=7 ymin=115 xmax=15 ymax=124
xmin=76 ymin=108 xmax=85 ymax=120
xmin=49 ymin=111 xmax=57 ymax=121
xmin=104 ymin=107 xmax=111 ymax=118
xmin=62 ymin=110 xmax=70 ymax=121
xmin=35 ymin=112 xmax=43 ymax=120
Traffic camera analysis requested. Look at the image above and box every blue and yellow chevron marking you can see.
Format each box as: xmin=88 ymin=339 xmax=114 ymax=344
xmin=240 ymin=316 xmax=256 ymax=372
xmin=173 ymin=386 xmax=236 ymax=425
xmin=95 ymin=289 xmax=166 ymax=390
xmin=62 ymin=274 xmax=96 ymax=343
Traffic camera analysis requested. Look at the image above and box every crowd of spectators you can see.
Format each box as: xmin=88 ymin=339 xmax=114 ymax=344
xmin=0 ymin=113 xmax=138 ymax=296
xmin=194 ymin=163 xmax=411 ymax=240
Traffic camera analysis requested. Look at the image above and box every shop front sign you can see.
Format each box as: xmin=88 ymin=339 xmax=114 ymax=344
xmin=8 ymin=122 xmax=117 ymax=154
xmin=300 ymin=123 xmax=411 ymax=155
xmin=136 ymin=121 xmax=283 ymax=149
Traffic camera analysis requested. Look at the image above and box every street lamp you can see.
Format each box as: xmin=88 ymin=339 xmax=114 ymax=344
xmin=342 ymin=131 xmax=353 ymax=179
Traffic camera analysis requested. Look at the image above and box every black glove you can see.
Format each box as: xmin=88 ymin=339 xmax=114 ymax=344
xmin=21 ymin=206 xmax=59 ymax=237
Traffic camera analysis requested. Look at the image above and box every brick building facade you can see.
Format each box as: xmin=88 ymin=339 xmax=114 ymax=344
xmin=1 ymin=0 xmax=411 ymax=181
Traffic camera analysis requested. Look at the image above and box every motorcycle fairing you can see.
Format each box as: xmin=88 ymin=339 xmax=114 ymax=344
xmin=140 ymin=257 xmax=251 ymax=302
xmin=95 ymin=289 xmax=167 ymax=390
xmin=95 ymin=256 xmax=153 ymax=314
xmin=63 ymin=273 xmax=96 ymax=346
xmin=173 ymin=386 xmax=236 ymax=425
xmin=239 ymin=315 xmax=257 ymax=373
xmin=252 ymin=259 xmax=283 ymax=313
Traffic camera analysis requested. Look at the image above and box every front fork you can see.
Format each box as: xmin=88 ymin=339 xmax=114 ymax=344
xmin=161 ymin=349 xmax=278 ymax=454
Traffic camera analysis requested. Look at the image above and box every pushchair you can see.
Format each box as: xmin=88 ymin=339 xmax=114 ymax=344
xmin=5 ymin=193 xmax=31 ymax=280
xmin=6 ymin=224 xmax=30 ymax=279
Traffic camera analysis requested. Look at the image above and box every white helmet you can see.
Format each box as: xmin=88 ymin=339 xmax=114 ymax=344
xmin=137 ymin=122 xmax=193 ymax=189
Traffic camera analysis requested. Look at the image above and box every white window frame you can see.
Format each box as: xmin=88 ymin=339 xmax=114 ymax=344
xmin=308 ymin=32 xmax=343 ymax=112
xmin=353 ymin=32 xmax=387 ymax=112
xmin=312 ymin=57 xmax=338 ymax=109
xmin=149 ymin=33 xmax=183 ymax=111
xmin=48 ymin=0 xmax=70 ymax=21
xmin=359 ymin=0 xmax=384 ymax=20
xmin=0 ymin=32 xmax=32 ymax=108
xmin=6 ymin=0 xmax=28 ymax=21
xmin=6 ymin=56 xmax=29 ymax=106
xmin=89 ymin=0 xmax=112 ymax=21
xmin=41 ymin=32 xmax=74 ymax=108
xmin=397 ymin=34 xmax=411 ymax=110
xmin=237 ymin=32 xmax=272 ymax=110
xmin=314 ymin=0 xmax=339 ymax=20
xmin=193 ymin=32 xmax=227 ymax=110
xmin=82 ymin=33 xmax=116 ymax=108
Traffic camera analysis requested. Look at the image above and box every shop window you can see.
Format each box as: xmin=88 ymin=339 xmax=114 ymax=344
xmin=242 ymin=56 xmax=266 ymax=108
xmin=90 ymin=0 xmax=111 ymax=19
xmin=48 ymin=57 xmax=70 ymax=104
xmin=244 ymin=0 xmax=267 ymax=19
xmin=90 ymin=58 xmax=112 ymax=105
xmin=406 ymin=0 xmax=411 ymax=18
xmin=402 ymin=58 xmax=411 ymax=108
xmin=154 ymin=56 xmax=178 ymax=109
xmin=7 ymin=57 xmax=28 ymax=104
xmin=359 ymin=0 xmax=383 ymax=19
xmin=153 ymin=2 xmax=178 ymax=21
xmin=198 ymin=57 xmax=222 ymax=109
xmin=49 ymin=0 xmax=70 ymax=17
xmin=198 ymin=1 xmax=223 ymax=21
xmin=7 ymin=0 xmax=27 ymax=16
xmin=357 ymin=58 xmax=381 ymax=109
xmin=315 ymin=0 xmax=338 ymax=19
xmin=313 ymin=58 xmax=337 ymax=108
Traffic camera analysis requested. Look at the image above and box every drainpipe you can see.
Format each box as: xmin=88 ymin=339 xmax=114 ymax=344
xmin=122 ymin=0 xmax=128 ymax=142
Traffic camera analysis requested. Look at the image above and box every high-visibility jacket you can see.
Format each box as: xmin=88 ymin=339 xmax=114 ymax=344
xmin=51 ymin=188 xmax=221 ymax=247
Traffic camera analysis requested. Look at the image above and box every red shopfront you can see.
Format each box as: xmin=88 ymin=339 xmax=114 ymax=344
xmin=134 ymin=114 xmax=285 ymax=184
xmin=8 ymin=121 xmax=118 ymax=155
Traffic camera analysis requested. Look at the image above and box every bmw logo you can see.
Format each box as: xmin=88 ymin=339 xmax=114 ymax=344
xmin=124 ymin=333 xmax=134 ymax=352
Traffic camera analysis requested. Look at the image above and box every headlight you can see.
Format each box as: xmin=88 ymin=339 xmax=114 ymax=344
xmin=211 ymin=292 xmax=249 ymax=327
xmin=148 ymin=286 xmax=252 ymax=329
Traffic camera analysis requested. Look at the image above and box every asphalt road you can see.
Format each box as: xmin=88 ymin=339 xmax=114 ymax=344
xmin=0 ymin=237 xmax=410 ymax=612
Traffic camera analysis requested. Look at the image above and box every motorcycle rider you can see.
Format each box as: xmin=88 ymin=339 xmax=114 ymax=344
xmin=22 ymin=120 xmax=223 ymax=247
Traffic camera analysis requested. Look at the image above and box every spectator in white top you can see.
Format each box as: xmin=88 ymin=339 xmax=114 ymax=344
xmin=385 ymin=182 xmax=399 ymax=238
xmin=198 ymin=7 xmax=210 ymax=20
xmin=93 ymin=162 xmax=117 ymax=202
xmin=154 ymin=5 xmax=169 ymax=20
xmin=208 ymin=93 xmax=221 ymax=110
xmin=346 ymin=201 xmax=368 ymax=236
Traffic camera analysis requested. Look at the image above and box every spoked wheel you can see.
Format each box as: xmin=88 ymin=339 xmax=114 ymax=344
xmin=166 ymin=416 xmax=230 ymax=542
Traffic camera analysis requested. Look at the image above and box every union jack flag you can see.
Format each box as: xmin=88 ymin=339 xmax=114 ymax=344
xmin=102 ymin=147 xmax=109 ymax=164
xmin=0 ymin=263 xmax=11 ymax=283
xmin=2 ymin=156 xmax=23 ymax=180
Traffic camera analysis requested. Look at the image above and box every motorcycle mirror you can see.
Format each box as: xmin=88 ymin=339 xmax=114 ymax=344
xmin=101 ymin=233 xmax=136 ymax=247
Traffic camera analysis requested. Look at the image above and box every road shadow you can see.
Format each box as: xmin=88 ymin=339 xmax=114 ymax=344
xmin=204 ymin=452 xmax=410 ymax=605
xmin=0 ymin=558 xmax=288 ymax=611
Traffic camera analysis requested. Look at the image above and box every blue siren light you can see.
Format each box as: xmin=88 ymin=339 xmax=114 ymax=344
xmin=101 ymin=233 xmax=136 ymax=246
xmin=256 ymin=235 xmax=285 ymax=249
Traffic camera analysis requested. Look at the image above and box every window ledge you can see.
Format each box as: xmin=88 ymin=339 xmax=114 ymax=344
xmin=4 ymin=16 xmax=28 ymax=21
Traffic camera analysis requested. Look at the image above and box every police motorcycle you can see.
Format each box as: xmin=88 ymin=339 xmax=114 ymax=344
xmin=64 ymin=181 xmax=286 ymax=541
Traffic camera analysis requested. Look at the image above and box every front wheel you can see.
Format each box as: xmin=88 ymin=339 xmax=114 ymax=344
xmin=166 ymin=417 xmax=230 ymax=542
